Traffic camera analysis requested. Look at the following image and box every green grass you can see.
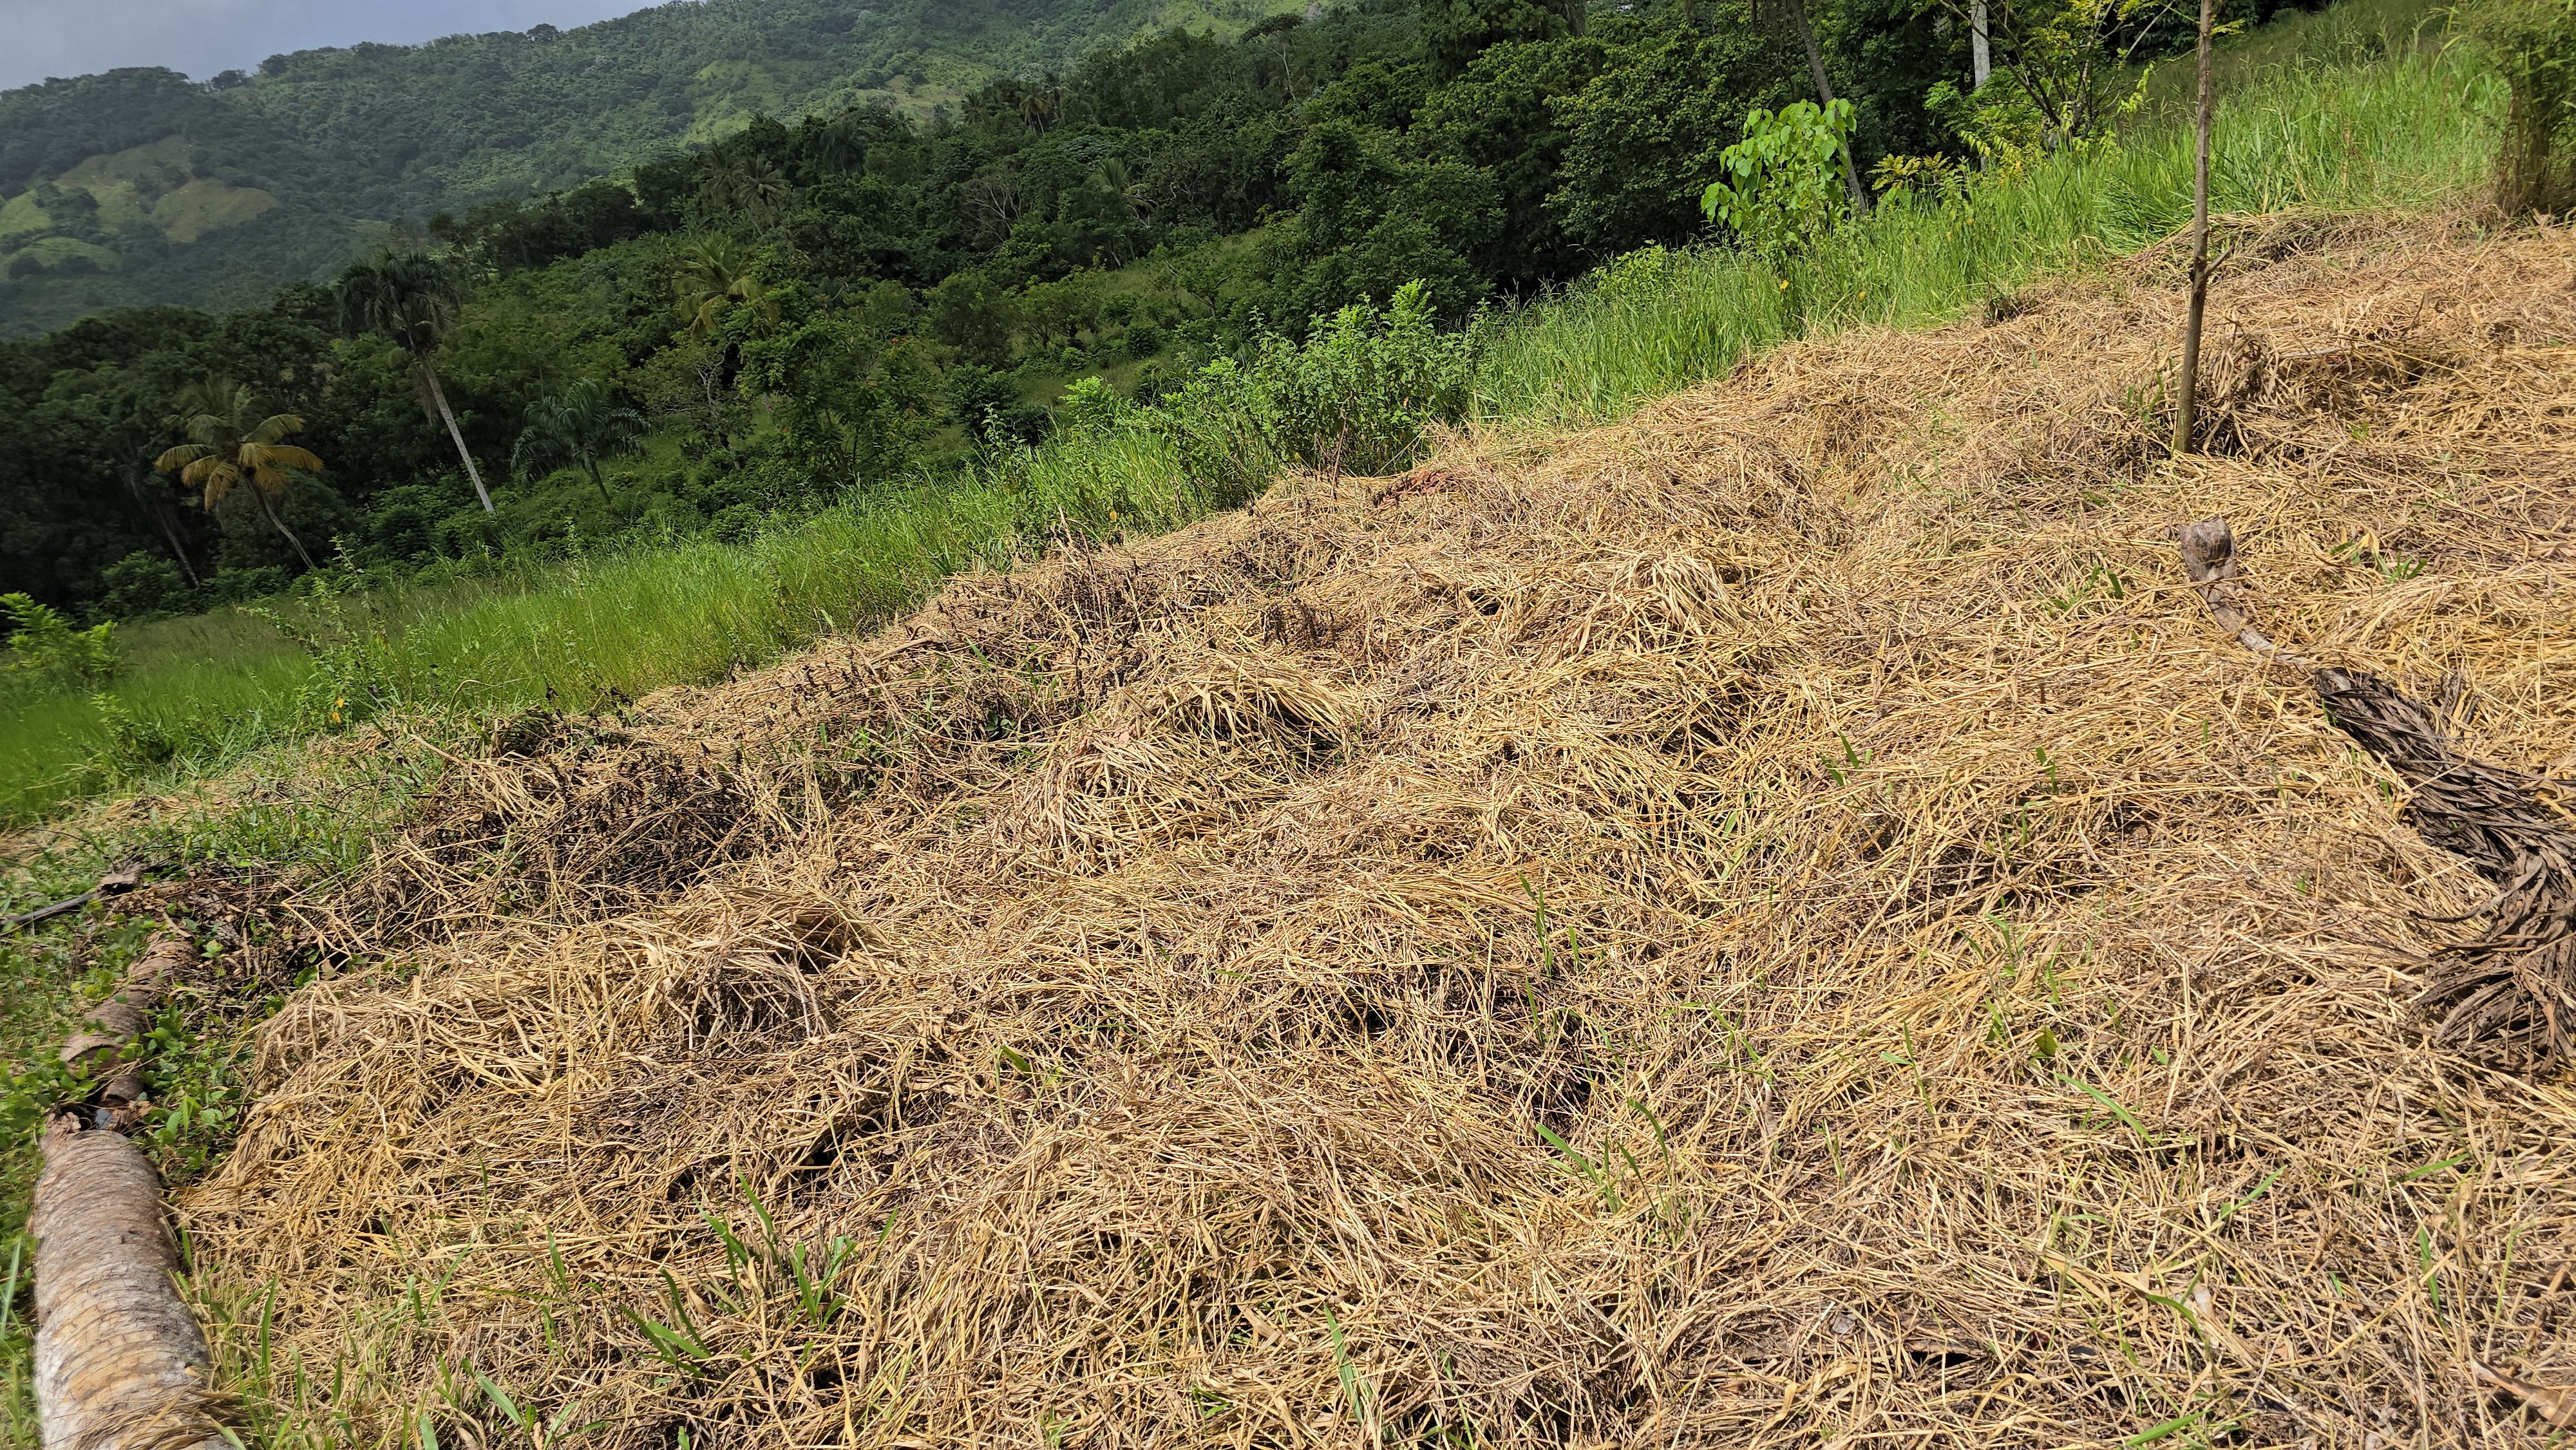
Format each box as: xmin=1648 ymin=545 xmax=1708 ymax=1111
xmin=0 ymin=15 xmax=2506 ymax=833
xmin=1470 ymin=35 xmax=2494 ymax=432
xmin=0 ymin=426 xmax=1216 ymax=825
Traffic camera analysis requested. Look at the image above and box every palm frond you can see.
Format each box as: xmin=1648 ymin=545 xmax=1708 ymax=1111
xmin=251 ymin=445 xmax=325 ymax=473
xmin=155 ymin=443 xmax=214 ymax=473
xmin=247 ymin=413 xmax=310 ymax=446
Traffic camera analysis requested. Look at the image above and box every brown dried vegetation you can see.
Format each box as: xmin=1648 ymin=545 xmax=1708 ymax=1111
xmin=182 ymin=218 xmax=2576 ymax=1447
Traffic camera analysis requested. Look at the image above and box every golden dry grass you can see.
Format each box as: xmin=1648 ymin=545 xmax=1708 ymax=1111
xmin=182 ymin=214 xmax=2576 ymax=1448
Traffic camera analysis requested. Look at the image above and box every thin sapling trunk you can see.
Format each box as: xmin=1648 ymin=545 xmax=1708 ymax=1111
xmin=2172 ymin=0 xmax=2215 ymax=454
xmin=133 ymin=473 xmax=202 ymax=587
xmin=1777 ymin=0 xmax=1870 ymax=216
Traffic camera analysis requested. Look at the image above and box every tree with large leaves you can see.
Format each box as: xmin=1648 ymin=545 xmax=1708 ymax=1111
xmin=335 ymin=250 xmax=496 ymax=514
xmin=512 ymin=378 xmax=648 ymax=504
xmin=155 ymin=377 xmax=324 ymax=572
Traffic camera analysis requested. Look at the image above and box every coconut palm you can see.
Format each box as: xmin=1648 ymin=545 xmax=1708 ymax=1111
xmin=335 ymin=250 xmax=496 ymax=513
xmin=673 ymin=233 xmax=774 ymax=337
xmin=1018 ymin=85 xmax=1059 ymax=136
xmin=699 ymin=156 xmax=792 ymax=224
xmin=513 ymin=378 xmax=647 ymax=504
xmin=1094 ymin=158 xmax=1151 ymax=219
xmin=155 ymin=377 xmax=323 ymax=572
xmin=815 ymin=115 xmax=870 ymax=176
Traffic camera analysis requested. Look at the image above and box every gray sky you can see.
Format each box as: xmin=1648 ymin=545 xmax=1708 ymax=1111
xmin=0 ymin=0 xmax=651 ymax=91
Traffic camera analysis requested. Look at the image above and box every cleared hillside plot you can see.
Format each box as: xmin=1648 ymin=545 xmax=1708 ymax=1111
xmin=184 ymin=215 xmax=2576 ymax=1447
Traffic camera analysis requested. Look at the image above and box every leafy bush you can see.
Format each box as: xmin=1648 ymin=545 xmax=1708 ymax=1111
xmin=1 ymin=594 xmax=119 ymax=696
xmin=1703 ymin=100 xmax=1859 ymax=264
xmin=1249 ymin=280 xmax=1473 ymax=476
xmin=1054 ymin=376 xmax=1127 ymax=438
xmin=1151 ymin=279 xmax=1473 ymax=491
xmin=242 ymin=570 xmax=408 ymax=731
xmin=97 ymin=552 xmax=200 ymax=620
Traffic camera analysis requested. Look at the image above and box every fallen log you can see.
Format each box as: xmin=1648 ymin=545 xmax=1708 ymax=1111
xmin=30 ymin=928 xmax=232 ymax=1449
xmin=57 ymin=929 xmax=191 ymax=1117
xmin=2179 ymin=518 xmax=2576 ymax=1066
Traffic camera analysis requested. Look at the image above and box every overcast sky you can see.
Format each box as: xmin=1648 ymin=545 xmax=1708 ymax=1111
xmin=0 ymin=0 xmax=652 ymax=91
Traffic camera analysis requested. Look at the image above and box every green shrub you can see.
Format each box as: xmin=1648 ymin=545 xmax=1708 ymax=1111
xmin=1 ymin=594 xmax=118 ymax=696
xmin=97 ymin=552 xmax=200 ymax=620
xmin=241 ymin=570 xmax=409 ymax=731
xmin=1150 ymin=279 xmax=1473 ymax=490
xmin=1703 ymin=99 xmax=1859 ymax=263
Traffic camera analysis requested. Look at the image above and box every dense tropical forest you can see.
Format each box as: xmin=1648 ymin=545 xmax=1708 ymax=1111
xmin=1 ymin=0 xmax=2332 ymax=626
xmin=0 ymin=0 xmax=1307 ymax=332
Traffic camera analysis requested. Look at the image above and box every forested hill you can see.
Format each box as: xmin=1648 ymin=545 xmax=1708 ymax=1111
xmin=0 ymin=0 xmax=2354 ymax=627
xmin=0 ymin=0 xmax=1302 ymax=334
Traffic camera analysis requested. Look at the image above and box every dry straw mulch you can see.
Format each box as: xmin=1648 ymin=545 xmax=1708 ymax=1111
xmin=185 ymin=215 xmax=2576 ymax=1447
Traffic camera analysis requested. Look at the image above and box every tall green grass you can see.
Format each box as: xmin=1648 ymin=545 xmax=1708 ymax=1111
xmin=1471 ymin=39 xmax=2496 ymax=431
xmin=0 ymin=428 xmax=1222 ymax=824
xmin=0 ymin=21 xmax=2504 ymax=829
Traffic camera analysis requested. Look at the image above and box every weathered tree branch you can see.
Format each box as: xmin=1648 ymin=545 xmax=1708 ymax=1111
xmin=2178 ymin=518 xmax=2576 ymax=1066
xmin=3 ymin=865 xmax=146 ymax=934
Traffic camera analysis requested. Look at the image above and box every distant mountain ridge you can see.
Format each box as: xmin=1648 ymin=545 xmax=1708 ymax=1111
xmin=0 ymin=0 xmax=1301 ymax=334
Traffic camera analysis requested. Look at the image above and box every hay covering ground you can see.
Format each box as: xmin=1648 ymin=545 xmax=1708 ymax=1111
xmin=185 ymin=215 xmax=2576 ymax=1447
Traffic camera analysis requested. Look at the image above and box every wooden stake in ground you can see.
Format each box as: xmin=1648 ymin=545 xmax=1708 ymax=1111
xmin=2172 ymin=0 xmax=2217 ymax=453
xmin=31 ymin=930 xmax=231 ymax=1449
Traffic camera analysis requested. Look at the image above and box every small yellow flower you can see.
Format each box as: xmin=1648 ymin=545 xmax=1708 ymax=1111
xmin=1778 ymin=279 xmax=1790 ymax=291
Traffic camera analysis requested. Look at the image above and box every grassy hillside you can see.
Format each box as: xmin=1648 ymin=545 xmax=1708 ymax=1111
xmin=182 ymin=209 xmax=2576 ymax=1450
xmin=0 ymin=11 xmax=2532 ymax=1443
xmin=0 ymin=23 xmax=2498 ymax=831
xmin=0 ymin=0 xmax=1303 ymax=334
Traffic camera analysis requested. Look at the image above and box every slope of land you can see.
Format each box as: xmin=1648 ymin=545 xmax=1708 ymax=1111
xmin=0 ymin=0 xmax=1301 ymax=332
xmin=172 ymin=213 xmax=2576 ymax=1445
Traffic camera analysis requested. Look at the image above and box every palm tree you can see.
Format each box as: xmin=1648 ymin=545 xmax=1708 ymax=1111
xmin=1095 ymin=158 xmax=1150 ymax=220
xmin=335 ymin=250 xmax=496 ymax=513
xmin=698 ymin=156 xmax=792 ymax=224
xmin=815 ymin=115 xmax=869 ymax=176
xmin=155 ymin=377 xmax=323 ymax=572
xmin=512 ymin=378 xmax=647 ymax=504
xmin=1018 ymin=85 xmax=1059 ymax=136
xmin=739 ymin=158 xmax=792 ymax=221
xmin=673 ymin=234 xmax=773 ymax=337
